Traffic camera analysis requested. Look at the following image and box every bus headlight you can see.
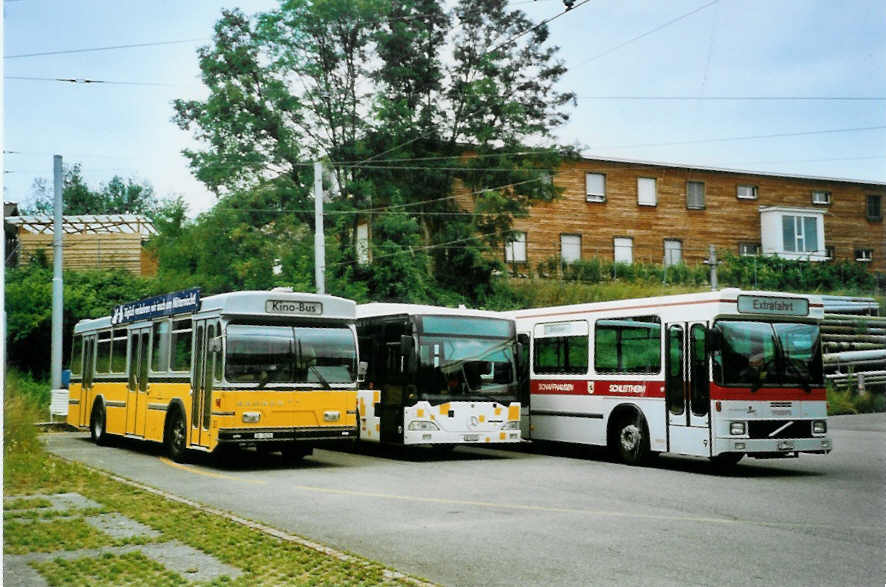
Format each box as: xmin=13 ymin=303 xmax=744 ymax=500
xmin=501 ymin=421 xmax=520 ymax=430
xmin=730 ymin=421 xmax=746 ymax=436
xmin=813 ymin=420 xmax=827 ymax=434
xmin=242 ymin=412 xmax=261 ymax=423
xmin=407 ymin=420 xmax=439 ymax=431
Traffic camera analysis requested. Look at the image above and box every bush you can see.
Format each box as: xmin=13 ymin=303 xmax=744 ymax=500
xmin=827 ymin=386 xmax=886 ymax=415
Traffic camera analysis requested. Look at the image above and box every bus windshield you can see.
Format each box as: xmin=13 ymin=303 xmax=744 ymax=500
xmin=713 ymin=320 xmax=822 ymax=388
xmin=416 ymin=316 xmax=517 ymax=402
xmin=225 ymin=324 xmax=356 ymax=386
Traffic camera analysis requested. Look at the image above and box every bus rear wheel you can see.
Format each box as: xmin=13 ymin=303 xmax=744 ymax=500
xmin=613 ymin=414 xmax=649 ymax=466
xmin=90 ymin=402 xmax=108 ymax=446
xmin=165 ymin=410 xmax=188 ymax=463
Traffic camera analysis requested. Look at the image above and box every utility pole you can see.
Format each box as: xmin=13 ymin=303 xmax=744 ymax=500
xmin=51 ymin=155 xmax=64 ymax=389
xmin=704 ymin=244 xmax=719 ymax=291
xmin=314 ymin=161 xmax=325 ymax=295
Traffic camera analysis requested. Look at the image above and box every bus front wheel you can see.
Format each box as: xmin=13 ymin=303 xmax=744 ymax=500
xmin=613 ymin=414 xmax=649 ymax=465
xmin=90 ymin=402 xmax=108 ymax=446
xmin=165 ymin=410 xmax=188 ymax=463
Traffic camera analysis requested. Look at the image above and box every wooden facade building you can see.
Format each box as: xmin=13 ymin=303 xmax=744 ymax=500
xmin=457 ymin=157 xmax=885 ymax=274
xmin=6 ymin=214 xmax=158 ymax=276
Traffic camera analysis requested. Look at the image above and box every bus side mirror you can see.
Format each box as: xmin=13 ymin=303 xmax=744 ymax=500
xmin=357 ymin=361 xmax=368 ymax=383
xmin=208 ymin=336 xmax=223 ymax=354
xmin=515 ymin=342 xmax=524 ymax=370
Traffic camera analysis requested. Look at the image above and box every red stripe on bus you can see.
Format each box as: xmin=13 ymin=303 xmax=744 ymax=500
xmin=531 ymin=379 xmax=666 ymax=398
xmin=709 ymin=383 xmax=826 ymax=402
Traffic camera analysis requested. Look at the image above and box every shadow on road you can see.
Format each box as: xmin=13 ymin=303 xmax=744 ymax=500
xmin=511 ymin=438 xmax=825 ymax=478
xmin=340 ymin=441 xmax=519 ymax=463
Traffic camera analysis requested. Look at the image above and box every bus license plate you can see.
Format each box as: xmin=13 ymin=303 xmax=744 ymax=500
xmin=463 ymin=434 xmax=479 ymax=442
xmin=254 ymin=432 xmax=273 ymax=439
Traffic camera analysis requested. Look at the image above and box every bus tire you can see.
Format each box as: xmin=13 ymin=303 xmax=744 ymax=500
xmin=613 ymin=413 xmax=649 ymax=466
xmin=165 ymin=409 xmax=189 ymax=463
xmin=90 ymin=401 xmax=108 ymax=446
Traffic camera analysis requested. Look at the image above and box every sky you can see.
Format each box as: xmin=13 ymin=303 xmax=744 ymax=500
xmin=3 ymin=0 xmax=885 ymax=217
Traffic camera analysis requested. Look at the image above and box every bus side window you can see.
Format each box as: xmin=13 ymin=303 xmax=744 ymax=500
xmin=70 ymin=335 xmax=83 ymax=376
xmin=170 ymin=319 xmax=193 ymax=372
xmin=152 ymin=320 xmax=170 ymax=372
xmin=111 ymin=328 xmax=128 ymax=373
xmin=95 ymin=330 xmax=112 ymax=374
xmin=690 ymin=324 xmax=709 ymax=417
xmin=213 ymin=321 xmax=223 ymax=382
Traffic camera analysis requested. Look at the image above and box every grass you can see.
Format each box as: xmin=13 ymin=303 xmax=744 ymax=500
xmin=3 ymin=373 xmax=419 ymax=586
xmin=827 ymin=386 xmax=886 ymax=415
xmin=33 ymin=552 xmax=187 ymax=587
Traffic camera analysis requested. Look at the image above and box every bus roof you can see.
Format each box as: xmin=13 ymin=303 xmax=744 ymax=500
xmin=74 ymin=290 xmax=356 ymax=334
xmin=357 ymin=302 xmax=509 ymax=321
xmin=502 ymin=288 xmax=824 ymax=322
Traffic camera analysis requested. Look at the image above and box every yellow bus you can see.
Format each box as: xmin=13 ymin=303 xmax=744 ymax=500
xmin=67 ymin=288 xmax=361 ymax=462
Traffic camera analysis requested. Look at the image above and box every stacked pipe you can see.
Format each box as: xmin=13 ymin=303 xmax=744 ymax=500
xmin=822 ymin=313 xmax=886 ymax=388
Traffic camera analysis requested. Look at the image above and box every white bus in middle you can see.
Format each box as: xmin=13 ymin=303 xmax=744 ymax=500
xmin=356 ymin=303 xmax=522 ymax=447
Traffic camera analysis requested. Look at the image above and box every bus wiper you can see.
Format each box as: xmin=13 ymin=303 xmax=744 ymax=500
xmin=308 ymin=365 xmax=332 ymax=389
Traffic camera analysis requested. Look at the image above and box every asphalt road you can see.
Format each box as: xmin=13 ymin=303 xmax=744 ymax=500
xmin=43 ymin=414 xmax=885 ymax=586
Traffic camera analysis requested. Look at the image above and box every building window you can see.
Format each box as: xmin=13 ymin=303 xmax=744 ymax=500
xmin=614 ymin=237 xmax=633 ymax=264
xmin=637 ymin=177 xmax=657 ymax=206
xmin=505 ymin=231 xmax=527 ymax=263
xmin=356 ymin=222 xmax=370 ymax=265
xmin=855 ymin=248 xmax=873 ymax=263
xmin=586 ymin=173 xmax=606 ymax=203
xmin=782 ymin=215 xmax=819 ymax=253
xmin=867 ymin=195 xmax=882 ymax=221
xmin=760 ymin=207 xmax=827 ymax=261
xmin=664 ymin=239 xmax=682 ymax=266
xmin=687 ymin=181 xmax=705 ymax=209
xmin=737 ymin=185 xmax=758 ymax=200
xmin=811 ymin=190 xmax=831 ymax=205
xmin=560 ymin=234 xmax=581 ymax=264
xmin=739 ymin=242 xmax=761 ymax=256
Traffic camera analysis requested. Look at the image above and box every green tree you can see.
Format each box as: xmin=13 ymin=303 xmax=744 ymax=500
xmin=174 ymin=0 xmax=575 ymax=303
xmin=24 ymin=163 xmax=161 ymax=216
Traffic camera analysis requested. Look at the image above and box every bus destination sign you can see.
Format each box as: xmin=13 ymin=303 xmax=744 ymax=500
xmin=737 ymin=295 xmax=808 ymax=317
xmin=112 ymin=288 xmax=201 ymax=325
xmin=265 ymin=300 xmax=323 ymax=316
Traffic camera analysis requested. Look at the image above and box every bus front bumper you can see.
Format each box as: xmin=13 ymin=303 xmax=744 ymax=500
xmin=218 ymin=426 xmax=356 ymax=445
xmin=403 ymin=429 xmax=522 ymax=446
xmin=715 ymin=436 xmax=832 ymax=457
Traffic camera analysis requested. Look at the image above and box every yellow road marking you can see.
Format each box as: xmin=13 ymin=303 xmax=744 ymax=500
xmin=159 ymin=457 xmax=267 ymax=484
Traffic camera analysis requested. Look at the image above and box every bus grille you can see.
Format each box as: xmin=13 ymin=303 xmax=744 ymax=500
xmin=747 ymin=420 xmax=813 ymax=439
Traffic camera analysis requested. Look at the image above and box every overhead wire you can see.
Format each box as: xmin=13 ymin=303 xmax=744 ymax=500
xmin=575 ymin=0 xmax=718 ymax=66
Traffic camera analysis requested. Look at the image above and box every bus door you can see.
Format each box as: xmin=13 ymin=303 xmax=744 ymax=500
xmin=126 ymin=327 xmax=151 ymax=436
xmin=78 ymin=335 xmax=96 ymax=427
xmin=190 ymin=319 xmax=217 ymax=448
xmin=665 ymin=322 xmax=711 ymax=456
xmin=517 ymin=332 xmax=531 ymax=439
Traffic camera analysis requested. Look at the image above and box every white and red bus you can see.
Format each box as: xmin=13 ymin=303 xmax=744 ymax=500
xmin=506 ymin=289 xmax=832 ymax=466
xmin=356 ymin=304 xmax=522 ymax=447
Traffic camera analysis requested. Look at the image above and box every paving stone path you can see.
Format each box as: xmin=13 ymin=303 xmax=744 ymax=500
xmin=3 ymin=492 xmax=242 ymax=585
